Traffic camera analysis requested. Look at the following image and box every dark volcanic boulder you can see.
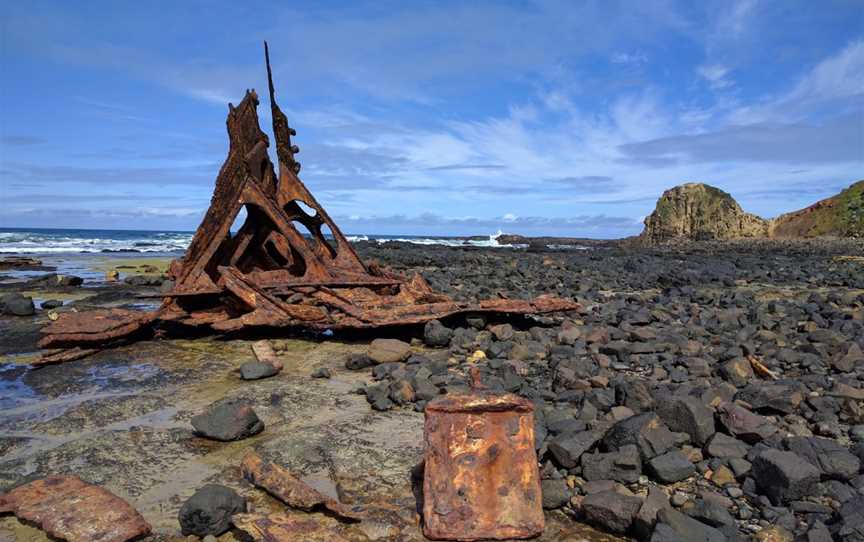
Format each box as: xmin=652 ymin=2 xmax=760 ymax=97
xmin=0 ymin=293 xmax=35 ymax=316
xmin=651 ymin=508 xmax=727 ymax=542
xmin=540 ymin=478 xmax=570 ymax=509
xmin=785 ymin=436 xmax=861 ymax=482
xmin=178 ymin=484 xmax=246 ymax=536
xmin=716 ymin=402 xmax=777 ymax=444
xmin=602 ymin=412 xmax=677 ymax=460
xmin=423 ymin=320 xmax=453 ymax=347
xmin=752 ymin=449 xmax=821 ymax=504
xmin=656 ymin=395 xmax=715 ymax=445
xmin=581 ymin=445 xmax=642 ymax=484
xmin=736 ymin=383 xmax=803 ymax=414
xmin=582 ymin=491 xmax=643 ymax=534
xmin=239 ymin=361 xmax=279 ymax=380
xmin=646 ymin=450 xmax=695 ymax=483
xmin=704 ymin=432 xmax=750 ymax=459
xmin=191 ymin=399 xmax=264 ymax=441
xmin=26 ymin=273 xmax=84 ymax=287
xmin=548 ymin=430 xmax=601 ymax=469
xmin=345 ymin=353 xmax=375 ymax=370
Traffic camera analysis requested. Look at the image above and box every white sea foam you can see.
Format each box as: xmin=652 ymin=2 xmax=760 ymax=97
xmin=0 ymin=228 xmax=561 ymax=254
xmin=0 ymin=230 xmax=193 ymax=254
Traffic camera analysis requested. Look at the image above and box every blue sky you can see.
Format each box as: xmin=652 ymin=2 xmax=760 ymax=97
xmin=1 ymin=1 xmax=862 ymax=238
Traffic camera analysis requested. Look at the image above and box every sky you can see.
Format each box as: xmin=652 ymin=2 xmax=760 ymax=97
xmin=0 ymin=1 xmax=862 ymax=238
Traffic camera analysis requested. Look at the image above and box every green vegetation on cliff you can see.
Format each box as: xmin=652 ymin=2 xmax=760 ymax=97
xmin=771 ymin=181 xmax=864 ymax=238
xmin=642 ymin=183 xmax=768 ymax=242
xmin=642 ymin=180 xmax=864 ymax=243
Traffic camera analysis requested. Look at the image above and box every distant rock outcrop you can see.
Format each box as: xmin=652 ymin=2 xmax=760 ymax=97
xmin=641 ymin=183 xmax=769 ymax=243
xmin=640 ymin=181 xmax=864 ymax=243
xmin=771 ymin=180 xmax=864 ymax=238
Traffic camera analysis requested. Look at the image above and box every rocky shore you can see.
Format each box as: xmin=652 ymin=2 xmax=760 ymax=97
xmin=1 ymin=237 xmax=864 ymax=541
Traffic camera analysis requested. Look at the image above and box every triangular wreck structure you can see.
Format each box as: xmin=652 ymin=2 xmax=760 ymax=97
xmin=39 ymin=44 xmax=578 ymax=363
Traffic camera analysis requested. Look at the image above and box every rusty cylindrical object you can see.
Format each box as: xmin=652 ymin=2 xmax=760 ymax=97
xmin=422 ymin=391 xmax=544 ymax=540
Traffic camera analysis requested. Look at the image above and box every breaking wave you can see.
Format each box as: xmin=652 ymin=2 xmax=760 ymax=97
xmin=0 ymin=228 xmax=536 ymax=255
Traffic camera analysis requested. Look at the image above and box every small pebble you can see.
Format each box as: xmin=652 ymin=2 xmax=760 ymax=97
xmin=671 ymin=492 xmax=689 ymax=507
xmin=311 ymin=367 xmax=331 ymax=379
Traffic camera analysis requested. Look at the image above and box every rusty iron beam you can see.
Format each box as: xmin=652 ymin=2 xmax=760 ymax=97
xmin=233 ymin=512 xmax=351 ymax=542
xmin=0 ymin=476 xmax=151 ymax=542
xmin=240 ymin=451 xmax=365 ymax=521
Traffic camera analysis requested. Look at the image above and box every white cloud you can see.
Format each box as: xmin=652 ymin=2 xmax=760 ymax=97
xmin=697 ymin=64 xmax=733 ymax=89
xmin=728 ymin=39 xmax=864 ymax=124
xmin=611 ymin=51 xmax=647 ymax=65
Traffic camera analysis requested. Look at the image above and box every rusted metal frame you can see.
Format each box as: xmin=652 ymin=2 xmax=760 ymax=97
xmin=240 ymin=178 xmax=334 ymax=281
xmin=265 ymin=43 xmax=368 ymax=278
xmin=0 ymin=476 xmax=152 ymax=542
xmin=38 ymin=309 xmax=157 ymax=350
xmin=218 ymin=266 xmax=326 ymax=322
xmin=174 ymin=91 xmax=266 ymax=293
xmin=36 ymin=43 xmax=582 ymax=362
xmin=422 ymin=392 xmax=544 ymax=540
xmin=241 ymin=451 xmax=365 ymax=521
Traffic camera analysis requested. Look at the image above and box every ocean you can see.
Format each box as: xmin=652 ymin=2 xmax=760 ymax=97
xmin=0 ymin=227 xmax=517 ymax=255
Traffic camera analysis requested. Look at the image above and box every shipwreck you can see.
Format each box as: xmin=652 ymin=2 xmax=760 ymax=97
xmin=38 ymin=43 xmax=579 ymax=364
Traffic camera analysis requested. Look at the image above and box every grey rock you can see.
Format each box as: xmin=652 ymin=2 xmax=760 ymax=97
xmin=178 ymin=484 xmax=246 ymax=537
xmin=345 ymin=353 xmax=375 ymax=370
xmin=548 ymin=430 xmax=601 ymax=469
xmin=684 ymin=498 xmax=735 ymax=527
xmin=582 ymin=490 xmax=643 ymax=534
xmin=657 ymin=395 xmax=716 ymax=445
xmin=27 ymin=273 xmax=84 ymax=287
xmin=647 ymin=450 xmax=695 ymax=483
xmin=806 ymin=522 xmax=832 ymax=542
xmin=727 ymin=457 xmax=751 ymax=477
xmin=785 ymin=436 xmax=861 ymax=482
xmin=367 ymin=338 xmax=411 ymax=364
xmin=838 ymin=496 xmax=864 ymax=541
xmin=736 ymin=383 xmax=803 ymax=415
xmin=633 ymin=486 xmax=671 ymax=540
xmin=716 ymin=402 xmax=777 ymax=444
xmin=650 ymin=508 xmax=727 ymax=542
xmin=718 ymin=358 xmax=753 ymax=387
xmin=704 ymin=433 xmax=750 ymax=459
xmin=540 ymin=478 xmax=570 ymax=509
xmin=465 ymin=315 xmax=486 ymax=330
xmin=832 ymin=343 xmax=863 ymax=372
xmin=751 ymin=449 xmax=821 ymax=505
xmin=365 ymin=383 xmax=394 ymax=411
xmin=0 ymin=293 xmax=35 ymax=316
xmin=582 ymin=444 xmax=642 ymax=484
xmin=239 ymin=361 xmax=279 ymax=380
xmin=311 ymin=367 xmax=331 ymax=378
xmin=40 ymin=299 xmax=63 ymax=309
xmin=191 ymin=399 xmax=264 ymax=441
xmin=602 ymin=412 xmax=677 ymax=460
xmin=423 ymin=320 xmax=453 ymax=347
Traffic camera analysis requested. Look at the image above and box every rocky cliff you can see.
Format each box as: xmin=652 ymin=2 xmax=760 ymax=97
xmin=771 ymin=180 xmax=864 ymax=238
xmin=641 ymin=183 xmax=769 ymax=242
xmin=641 ymin=181 xmax=864 ymax=243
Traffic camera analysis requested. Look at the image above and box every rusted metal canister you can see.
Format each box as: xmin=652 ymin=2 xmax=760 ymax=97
xmin=422 ymin=390 xmax=544 ymax=540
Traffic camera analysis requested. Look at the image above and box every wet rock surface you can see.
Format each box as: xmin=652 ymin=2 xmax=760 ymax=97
xmin=0 ymin=237 xmax=863 ymax=541
xmin=178 ymin=483 xmax=246 ymax=536
xmin=191 ymin=399 xmax=265 ymax=441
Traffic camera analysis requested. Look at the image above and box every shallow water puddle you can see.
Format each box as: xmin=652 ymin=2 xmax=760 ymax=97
xmin=0 ymin=359 xmax=165 ymax=427
xmin=0 ymin=364 xmax=38 ymax=410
